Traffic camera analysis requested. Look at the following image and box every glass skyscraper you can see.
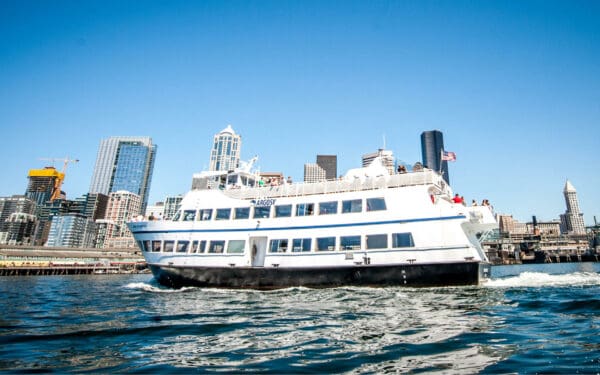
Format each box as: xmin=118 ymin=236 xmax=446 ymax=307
xmin=420 ymin=130 xmax=449 ymax=184
xmin=89 ymin=137 xmax=156 ymax=213
xmin=209 ymin=125 xmax=241 ymax=172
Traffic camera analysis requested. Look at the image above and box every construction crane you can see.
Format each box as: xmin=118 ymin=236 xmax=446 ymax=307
xmin=37 ymin=157 xmax=79 ymax=200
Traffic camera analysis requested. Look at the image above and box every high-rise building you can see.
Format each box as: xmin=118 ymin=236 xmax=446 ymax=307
xmin=89 ymin=136 xmax=156 ymax=213
xmin=0 ymin=195 xmax=37 ymax=245
xmin=560 ymin=180 xmax=586 ymax=235
xmin=304 ymin=163 xmax=326 ymax=183
xmin=25 ymin=167 xmax=64 ymax=206
xmin=421 ymin=130 xmax=449 ymax=184
xmin=209 ymin=125 xmax=241 ymax=172
xmin=102 ymin=191 xmax=141 ymax=248
xmin=316 ymin=155 xmax=337 ymax=181
xmin=163 ymin=195 xmax=183 ymax=220
xmin=46 ymin=213 xmax=96 ymax=248
xmin=362 ymin=149 xmax=395 ymax=175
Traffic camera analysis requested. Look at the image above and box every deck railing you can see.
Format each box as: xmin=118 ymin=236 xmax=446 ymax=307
xmin=222 ymin=169 xmax=448 ymax=200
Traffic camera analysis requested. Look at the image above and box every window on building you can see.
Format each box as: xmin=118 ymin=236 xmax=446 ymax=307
xmin=234 ymin=207 xmax=250 ymax=219
xmin=319 ymin=201 xmax=338 ymax=215
xmin=340 ymin=235 xmax=361 ymax=250
xmin=317 ymin=237 xmax=336 ymax=251
xmin=198 ymin=209 xmax=213 ymax=221
xmin=227 ymin=240 xmax=245 ymax=254
xmin=366 ymin=198 xmax=387 ymax=212
xmin=253 ymin=206 xmax=271 ymax=219
xmin=151 ymin=240 xmax=162 ymax=252
xmin=163 ymin=240 xmax=175 ymax=252
xmin=342 ymin=199 xmax=362 ymax=213
xmin=176 ymin=241 xmax=189 ymax=253
xmin=269 ymin=239 xmax=288 ymax=253
xmin=275 ymin=204 xmax=292 ymax=218
xmin=366 ymin=234 xmax=387 ymax=249
xmin=296 ymin=203 xmax=314 ymax=216
xmin=208 ymin=240 xmax=225 ymax=253
xmin=392 ymin=233 xmax=415 ymax=248
xmin=183 ymin=210 xmax=196 ymax=221
xmin=292 ymin=238 xmax=312 ymax=252
xmin=216 ymin=208 xmax=231 ymax=220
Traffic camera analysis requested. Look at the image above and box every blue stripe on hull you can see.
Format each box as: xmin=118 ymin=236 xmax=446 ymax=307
xmin=149 ymin=262 xmax=486 ymax=290
xmin=131 ymin=215 xmax=467 ymax=235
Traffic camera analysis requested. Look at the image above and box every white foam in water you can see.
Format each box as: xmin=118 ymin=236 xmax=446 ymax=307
xmin=484 ymin=271 xmax=600 ymax=288
xmin=124 ymin=282 xmax=197 ymax=293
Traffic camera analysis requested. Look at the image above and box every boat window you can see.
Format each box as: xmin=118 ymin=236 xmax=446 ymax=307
xmin=143 ymin=240 xmax=151 ymax=252
xmin=176 ymin=241 xmax=189 ymax=253
xmin=392 ymin=233 xmax=415 ymax=248
xmin=198 ymin=209 xmax=213 ymax=221
xmin=151 ymin=240 xmax=162 ymax=252
xmin=163 ymin=240 xmax=175 ymax=252
xmin=269 ymin=239 xmax=288 ymax=253
xmin=317 ymin=237 xmax=336 ymax=251
xmin=227 ymin=240 xmax=245 ymax=254
xmin=292 ymin=238 xmax=312 ymax=252
xmin=190 ymin=240 xmax=199 ymax=253
xmin=227 ymin=174 xmax=238 ymax=185
xmin=234 ymin=207 xmax=250 ymax=219
xmin=319 ymin=201 xmax=338 ymax=215
xmin=216 ymin=208 xmax=231 ymax=220
xmin=296 ymin=203 xmax=314 ymax=216
xmin=198 ymin=240 xmax=207 ymax=253
xmin=275 ymin=204 xmax=292 ymax=218
xmin=340 ymin=235 xmax=361 ymax=250
xmin=366 ymin=234 xmax=387 ymax=249
xmin=342 ymin=199 xmax=362 ymax=213
xmin=366 ymin=198 xmax=387 ymax=212
xmin=182 ymin=210 xmax=196 ymax=221
xmin=253 ymin=206 xmax=271 ymax=219
xmin=208 ymin=240 xmax=225 ymax=253
xmin=172 ymin=211 xmax=181 ymax=221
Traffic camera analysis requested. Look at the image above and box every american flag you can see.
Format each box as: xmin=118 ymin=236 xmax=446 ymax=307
xmin=441 ymin=150 xmax=456 ymax=162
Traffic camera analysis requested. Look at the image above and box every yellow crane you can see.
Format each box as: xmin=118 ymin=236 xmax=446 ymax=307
xmin=36 ymin=157 xmax=79 ymax=200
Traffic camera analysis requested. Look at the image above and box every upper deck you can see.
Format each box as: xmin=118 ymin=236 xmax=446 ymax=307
xmin=214 ymin=169 xmax=451 ymax=201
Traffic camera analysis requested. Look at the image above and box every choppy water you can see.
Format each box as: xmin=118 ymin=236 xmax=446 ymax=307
xmin=1 ymin=263 xmax=600 ymax=373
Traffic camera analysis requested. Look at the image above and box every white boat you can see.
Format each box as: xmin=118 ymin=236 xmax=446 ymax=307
xmin=128 ymin=158 xmax=497 ymax=289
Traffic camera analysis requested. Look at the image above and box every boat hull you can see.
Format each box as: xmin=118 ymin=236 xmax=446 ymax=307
xmin=148 ymin=261 xmax=489 ymax=289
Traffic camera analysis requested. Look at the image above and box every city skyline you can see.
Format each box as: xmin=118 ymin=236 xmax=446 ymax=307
xmin=1 ymin=1 xmax=599 ymax=224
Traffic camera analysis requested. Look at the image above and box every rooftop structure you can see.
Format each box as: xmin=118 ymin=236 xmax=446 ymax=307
xmin=209 ymin=125 xmax=241 ymax=172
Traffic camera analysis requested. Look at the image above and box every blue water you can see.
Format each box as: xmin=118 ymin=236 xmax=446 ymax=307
xmin=1 ymin=263 xmax=600 ymax=373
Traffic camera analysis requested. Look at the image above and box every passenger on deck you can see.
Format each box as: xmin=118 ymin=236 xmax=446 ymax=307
xmin=471 ymin=200 xmax=478 ymax=207
xmin=452 ymin=194 xmax=463 ymax=204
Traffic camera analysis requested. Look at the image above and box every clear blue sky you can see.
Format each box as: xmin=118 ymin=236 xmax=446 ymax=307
xmin=1 ymin=0 xmax=599 ymax=224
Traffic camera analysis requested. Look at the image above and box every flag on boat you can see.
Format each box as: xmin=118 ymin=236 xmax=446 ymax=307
xmin=441 ymin=150 xmax=456 ymax=161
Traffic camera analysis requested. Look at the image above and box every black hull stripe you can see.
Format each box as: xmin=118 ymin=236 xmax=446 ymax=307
xmin=131 ymin=215 xmax=466 ymax=235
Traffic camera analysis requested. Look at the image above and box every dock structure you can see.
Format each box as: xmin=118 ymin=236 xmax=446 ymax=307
xmin=0 ymin=245 xmax=147 ymax=277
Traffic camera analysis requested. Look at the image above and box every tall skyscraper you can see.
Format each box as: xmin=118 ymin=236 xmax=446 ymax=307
xmin=421 ymin=130 xmax=449 ymax=184
xmin=25 ymin=167 xmax=64 ymax=206
xmin=362 ymin=149 xmax=395 ymax=175
xmin=209 ymin=125 xmax=241 ymax=172
xmin=89 ymin=137 xmax=156 ymax=213
xmin=316 ymin=155 xmax=337 ymax=181
xmin=560 ymin=180 xmax=586 ymax=235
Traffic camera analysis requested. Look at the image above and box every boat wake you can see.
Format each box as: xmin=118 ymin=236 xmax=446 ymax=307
xmin=123 ymin=282 xmax=198 ymax=293
xmin=484 ymin=271 xmax=600 ymax=288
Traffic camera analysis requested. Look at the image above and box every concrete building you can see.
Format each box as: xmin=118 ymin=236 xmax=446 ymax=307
xmin=316 ymin=155 xmax=337 ymax=181
xmin=46 ymin=213 xmax=96 ymax=248
xmin=362 ymin=149 xmax=395 ymax=175
xmin=304 ymin=163 xmax=326 ymax=183
xmin=560 ymin=180 xmax=586 ymax=235
xmin=102 ymin=191 xmax=141 ymax=248
xmin=0 ymin=212 xmax=37 ymax=245
xmin=89 ymin=136 xmax=156 ymax=213
xmin=421 ymin=130 xmax=449 ymax=184
xmin=209 ymin=125 xmax=241 ymax=172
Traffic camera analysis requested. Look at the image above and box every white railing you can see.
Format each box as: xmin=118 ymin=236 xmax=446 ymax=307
xmin=221 ymin=170 xmax=447 ymax=200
